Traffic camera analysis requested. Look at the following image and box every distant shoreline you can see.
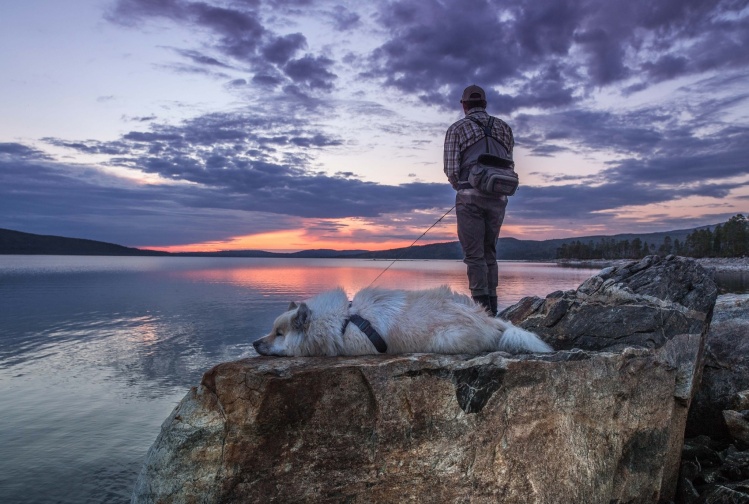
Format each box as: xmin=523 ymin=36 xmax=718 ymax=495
xmin=555 ymin=257 xmax=749 ymax=274
xmin=3 ymin=253 xmax=747 ymax=274
xmin=696 ymin=257 xmax=749 ymax=273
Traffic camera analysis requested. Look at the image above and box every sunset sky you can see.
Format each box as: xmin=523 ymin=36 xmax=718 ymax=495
xmin=1 ymin=0 xmax=748 ymax=252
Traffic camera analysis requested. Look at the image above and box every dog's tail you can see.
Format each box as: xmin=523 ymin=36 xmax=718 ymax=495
xmin=495 ymin=319 xmax=553 ymax=353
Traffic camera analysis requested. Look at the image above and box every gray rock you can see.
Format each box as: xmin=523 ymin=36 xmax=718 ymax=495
xmin=133 ymin=256 xmax=717 ymax=503
xmin=737 ymin=391 xmax=749 ymax=411
xmin=686 ymin=294 xmax=749 ymax=439
xmin=679 ymin=437 xmax=749 ymax=502
xmin=500 ymin=255 xmax=718 ymax=353
xmin=724 ymin=410 xmax=749 ymax=446
xmin=694 ymin=484 xmax=749 ymax=503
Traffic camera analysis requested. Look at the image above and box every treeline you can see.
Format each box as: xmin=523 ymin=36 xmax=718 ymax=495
xmin=556 ymin=214 xmax=749 ymax=260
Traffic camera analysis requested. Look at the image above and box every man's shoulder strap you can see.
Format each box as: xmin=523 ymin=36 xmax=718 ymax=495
xmin=467 ymin=115 xmax=495 ymax=133
xmin=467 ymin=115 xmax=496 ymax=152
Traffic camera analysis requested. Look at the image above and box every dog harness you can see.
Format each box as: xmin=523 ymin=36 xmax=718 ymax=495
xmin=341 ymin=313 xmax=388 ymax=353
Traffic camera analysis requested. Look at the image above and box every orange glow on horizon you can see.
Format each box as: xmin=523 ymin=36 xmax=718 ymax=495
xmin=146 ymin=227 xmax=454 ymax=253
xmin=144 ymin=222 xmax=629 ymax=253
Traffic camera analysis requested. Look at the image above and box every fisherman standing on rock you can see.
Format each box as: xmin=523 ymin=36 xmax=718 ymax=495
xmin=444 ymin=85 xmax=515 ymax=316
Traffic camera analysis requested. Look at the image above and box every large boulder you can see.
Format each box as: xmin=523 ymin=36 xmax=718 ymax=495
xmin=500 ymin=255 xmax=717 ymax=353
xmin=133 ymin=256 xmax=718 ymax=503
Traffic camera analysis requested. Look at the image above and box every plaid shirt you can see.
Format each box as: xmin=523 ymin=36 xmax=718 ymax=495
xmin=443 ymin=108 xmax=514 ymax=189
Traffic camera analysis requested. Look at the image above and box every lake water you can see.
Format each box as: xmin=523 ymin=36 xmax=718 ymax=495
xmin=0 ymin=256 xmax=743 ymax=503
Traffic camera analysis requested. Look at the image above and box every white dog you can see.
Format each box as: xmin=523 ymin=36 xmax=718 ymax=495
xmin=253 ymin=286 xmax=552 ymax=356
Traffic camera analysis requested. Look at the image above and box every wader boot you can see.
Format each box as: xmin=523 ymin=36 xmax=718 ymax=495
xmin=489 ymin=296 xmax=498 ymax=317
xmin=472 ymin=295 xmax=492 ymax=315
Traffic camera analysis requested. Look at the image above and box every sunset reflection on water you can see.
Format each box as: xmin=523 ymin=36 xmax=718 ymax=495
xmin=173 ymin=258 xmax=600 ymax=310
xmin=176 ymin=259 xmax=466 ymax=298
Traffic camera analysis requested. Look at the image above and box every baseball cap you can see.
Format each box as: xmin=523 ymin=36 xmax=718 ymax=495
xmin=460 ymin=84 xmax=486 ymax=103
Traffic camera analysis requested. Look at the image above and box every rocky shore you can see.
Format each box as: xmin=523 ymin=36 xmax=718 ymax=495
xmin=679 ymin=293 xmax=749 ymax=503
xmin=556 ymin=256 xmax=749 ymax=275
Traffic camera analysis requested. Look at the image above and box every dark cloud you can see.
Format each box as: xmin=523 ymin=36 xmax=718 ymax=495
xmin=109 ymin=0 xmax=338 ymax=94
xmin=367 ymin=0 xmax=585 ymax=110
xmin=125 ymin=114 xmax=158 ymax=122
xmin=42 ymin=138 xmax=133 ymax=156
xmin=328 ymin=5 xmax=361 ymax=31
xmin=282 ymin=55 xmax=337 ymax=91
xmin=515 ymin=108 xmax=666 ymax=154
xmin=172 ymin=48 xmax=234 ymax=68
xmin=510 ymin=122 xmax=749 ymax=223
xmin=109 ymin=0 xmax=748 ymax=108
xmin=643 ymin=54 xmax=689 ymax=81
xmin=188 ymin=2 xmax=266 ymax=59
xmin=251 ymin=73 xmax=283 ymax=87
xmin=0 ymin=142 xmax=51 ymax=159
xmin=508 ymin=179 xmax=744 ymax=226
xmin=107 ymin=0 xmax=185 ymax=23
xmin=261 ymin=33 xmax=307 ymax=65
xmin=227 ymin=78 xmax=248 ymax=87
xmin=367 ymin=0 xmax=749 ymax=112
xmin=34 ymin=102 xmax=452 ymax=223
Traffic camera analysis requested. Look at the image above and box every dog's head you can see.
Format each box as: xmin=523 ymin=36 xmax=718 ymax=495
xmin=253 ymin=301 xmax=311 ymax=356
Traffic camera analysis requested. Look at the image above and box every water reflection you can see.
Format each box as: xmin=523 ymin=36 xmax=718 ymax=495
xmin=175 ymin=258 xmax=470 ymax=300
xmin=713 ymin=270 xmax=749 ymax=294
xmin=171 ymin=258 xmax=600 ymax=310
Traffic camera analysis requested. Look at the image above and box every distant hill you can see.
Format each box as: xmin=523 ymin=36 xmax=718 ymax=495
xmin=347 ymin=227 xmax=701 ymax=261
xmin=347 ymin=241 xmax=464 ymax=260
xmin=497 ymin=227 xmax=700 ymax=260
xmin=0 ymin=228 xmax=368 ymax=258
xmin=0 ymin=225 xmax=707 ymax=260
xmin=0 ymin=228 xmax=168 ymax=256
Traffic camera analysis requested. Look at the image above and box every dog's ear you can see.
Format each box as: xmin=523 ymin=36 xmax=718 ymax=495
xmin=292 ymin=302 xmax=311 ymax=331
xmin=288 ymin=301 xmax=298 ymax=311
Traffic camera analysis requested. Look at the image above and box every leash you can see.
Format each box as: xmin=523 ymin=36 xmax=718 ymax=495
xmin=365 ymin=205 xmax=456 ymax=288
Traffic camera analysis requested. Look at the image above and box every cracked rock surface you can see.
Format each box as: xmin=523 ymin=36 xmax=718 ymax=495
xmin=132 ymin=256 xmax=717 ymax=503
xmin=500 ymin=255 xmax=717 ymax=353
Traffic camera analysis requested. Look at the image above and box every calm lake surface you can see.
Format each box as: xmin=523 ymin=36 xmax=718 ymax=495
xmin=0 ymin=256 xmax=744 ymax=503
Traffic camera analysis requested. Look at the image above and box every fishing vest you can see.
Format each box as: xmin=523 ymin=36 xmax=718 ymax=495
xmin=458 ymin=115 xmax=518 ymax=196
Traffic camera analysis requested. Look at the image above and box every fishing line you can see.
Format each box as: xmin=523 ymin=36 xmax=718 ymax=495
xmin=366 ymin=205 xmax=456 ymax=288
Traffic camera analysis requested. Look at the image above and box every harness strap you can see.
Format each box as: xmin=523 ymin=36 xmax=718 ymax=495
xmin=467 ymin=115 xmax=496 ymax=152
xmin=341 ymin=314 xmax=388 ymax=353
xmin=459 ymin=116 xmax=498 ymax=184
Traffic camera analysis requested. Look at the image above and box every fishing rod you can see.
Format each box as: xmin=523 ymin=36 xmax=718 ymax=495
xmin=366 ymin=205 xmax=456 ymax=288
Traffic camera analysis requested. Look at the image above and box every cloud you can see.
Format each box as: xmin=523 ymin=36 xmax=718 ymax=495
xmin=0 ymin=145 xmax=311 ymax=246
xmin=282 ymin=54 xmax=337 ymax=91
xmin=109 ymin=0 xmax=338 ymax=93
xmin=327 ymin=5 xmax=361 ymax=31
xmin=37 ymin=99 xmax=454 ymax=221
xmin=0 ymin=142 xmax=51 ymax=159
xmin=261 ymin=33 xmax=307 ymax=65
xmin=366 ymin=0 xmax=749 ymax=112
xmin=172 ymin=48 xmax=234 ymax=68
xmin=107 ymin=0 xmax=749 ymax=113
xmin=1 ymin=136 xmax=459 ymax=248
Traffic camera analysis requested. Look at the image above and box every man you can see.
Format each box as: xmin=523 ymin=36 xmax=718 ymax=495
xmin=444 ymin=84 xmax=514 ymax=316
